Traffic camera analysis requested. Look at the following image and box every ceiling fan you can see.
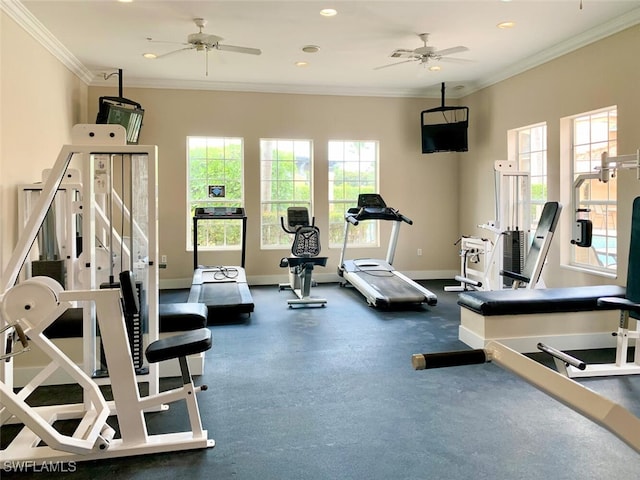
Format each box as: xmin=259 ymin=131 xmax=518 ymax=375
xmin=148 ymin=18 xmax=261 ymax=76
xmin=374 ymin=33 xmax=469 ymax=70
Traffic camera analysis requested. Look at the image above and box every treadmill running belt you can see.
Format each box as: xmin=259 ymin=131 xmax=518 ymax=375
xmin=352 ymin=271 xmax=427 ymax=304
xmin=199 ymin=282 xmax=242 ymax=305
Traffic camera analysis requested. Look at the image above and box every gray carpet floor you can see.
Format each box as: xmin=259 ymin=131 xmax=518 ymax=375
xmin=2 ymin=280 xmax=639 ymax=479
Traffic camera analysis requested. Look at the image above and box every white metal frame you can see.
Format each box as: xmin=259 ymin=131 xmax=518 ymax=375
xmin=413 ymin=341 xmax=640 ymax=454
xmin=3 ymin=125 xmax=160 ymax=393
xmin=0 ymin=278 xmax=213 ymax=464
xmin=0 ymin=125 xmax=213 ymax=464
xmin=544 ymin=311 xmax=640 ymax=378
xmin=448 ymin=161 xmax=530 ymax=292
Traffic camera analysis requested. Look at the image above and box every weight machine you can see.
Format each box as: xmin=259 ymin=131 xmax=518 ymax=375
xmin=572 ymin=149 xmax=640 ymax=249
xmin=8 ymin=127 xmax=156 ymax=385
xmin=0 ymin=125 xmax=214 ymax=464
xmin=412 ymin=341 xmax=640 ymax=454
xmin=278 ymin=207 xmax=328 ymax=307
xmin=446 ymin=161 xmax=530 ymax=292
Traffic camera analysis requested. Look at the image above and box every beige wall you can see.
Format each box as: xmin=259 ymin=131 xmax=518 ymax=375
xmin=3 ymin=12 xmax=639 ymax=291
xmin=87 ymin=87 xmax=461 ymax=286
xmin=460 ymin=24 xmax=640 ymax=288
xmin=0 ymin=11 xmax=88 ymax=274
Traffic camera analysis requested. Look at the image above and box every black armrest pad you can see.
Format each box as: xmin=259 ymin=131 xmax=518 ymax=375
xmin=597 ymin=296 xmax=640 ymax=315
xmin=145 ymin=328 xmax=212 ymax=364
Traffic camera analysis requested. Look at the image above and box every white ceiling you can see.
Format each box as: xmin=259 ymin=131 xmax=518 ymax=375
xmin=8 ymin=0 xmax=640 ymax=98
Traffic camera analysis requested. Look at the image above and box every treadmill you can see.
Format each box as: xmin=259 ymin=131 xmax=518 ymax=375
xmin=188 ymin=207 xmax=254 ymax=320
xmin=338 ymin=194 xmax=437 ymax=308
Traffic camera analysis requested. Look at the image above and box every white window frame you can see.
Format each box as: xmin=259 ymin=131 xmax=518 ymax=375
xmin=569 ymin=106 xmax=618 ymax=273
xmin=328 ymin=140 xmax=379 ymax=248
xmin=186 ymin=136 xmax=244 ymax=251
xmin=508 ymin=122 xmax=548 ymax=236
xmin=260 ymin=138 xmax=313 ymax=249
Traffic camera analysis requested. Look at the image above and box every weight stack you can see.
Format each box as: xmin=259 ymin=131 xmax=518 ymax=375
xmin=98 ymin=280 xmax=146 ymax=375
xmin=503 ymin=230 xmax=525 ymax=287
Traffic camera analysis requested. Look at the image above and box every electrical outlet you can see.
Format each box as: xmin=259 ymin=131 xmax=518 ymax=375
xmin=161 ymin=255 xmax=167 ymax=263
xmin=417 ymin=249 xmax=422 ymax=256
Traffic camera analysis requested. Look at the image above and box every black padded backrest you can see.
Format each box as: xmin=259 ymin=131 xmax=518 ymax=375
xmin=291 ymin=226 xmax=321 ymax=258
xmin=627 ymin=197 xmax=640 ymax=316
xmin=119 ymin=270 xmax=140 ymax=316
xmin=521 ymin=201 xmax=561 ymax=282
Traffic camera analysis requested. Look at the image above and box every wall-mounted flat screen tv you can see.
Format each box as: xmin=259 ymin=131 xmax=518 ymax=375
xmin=96 ymin=97 xmax=144 ymax=145
xmin=421 ymin=106 xmax=469 ymax=154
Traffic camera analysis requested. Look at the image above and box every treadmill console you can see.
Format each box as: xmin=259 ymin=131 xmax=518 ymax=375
xmin=195 ymin=207 xmax=246 ymax=219
xmin=357 ymin=194 xmax=387 ymax=211
xmin=346 ymin=193 xmax=411 ymax=224
xmin=351 ymin=194 xmax=390 ymax=216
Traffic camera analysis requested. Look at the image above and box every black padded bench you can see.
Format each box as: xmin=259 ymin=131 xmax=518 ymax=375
xmin=457 ymin=285 xmax=627 ymax=353
xmin=458 ymin=285 xmax=626 ymax=316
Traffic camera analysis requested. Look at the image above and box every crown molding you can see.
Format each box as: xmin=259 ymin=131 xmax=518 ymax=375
xmin=96 ymin=76 xmax=439 ymax=99
xmin=1 ymin=0 xmax=93 ymax=84
xmin=469 ymin=6 xmax=640 ymax=95
xmin=4 ymin=1 xmax=640 ymax=99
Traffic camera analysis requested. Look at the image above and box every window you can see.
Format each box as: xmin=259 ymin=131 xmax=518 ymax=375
xmin=571 ymin=107 xmax=617 ymax=271
xmin=260 ymin=139 xmax=313 ymax=248
xmin=328 ymin=140 xmax=379 ymax=247
xmin=510 ymin=123 xmax=547 ymax=234
xmin=187 ymin=137 xmax=244 ymax=250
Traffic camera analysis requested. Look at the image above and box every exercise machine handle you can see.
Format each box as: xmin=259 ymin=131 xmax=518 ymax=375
xmin=398 ymin=213 xmax=413 ymax=225
xmin=346 ymin=215 xmax=359 ymax=226
xmin=412 ymin=350 xmax=488 ymax=370
xmin=536 ymin=342 xmax=586 ymax=370
xmin=280 ymin=216 xmax=296 ymax=234
xmin=1 ymin=322 xmax=31 ymax=361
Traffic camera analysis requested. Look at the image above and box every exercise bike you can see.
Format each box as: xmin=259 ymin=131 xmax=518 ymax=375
xmin=278 ymin=207 xmax=328 ymax=307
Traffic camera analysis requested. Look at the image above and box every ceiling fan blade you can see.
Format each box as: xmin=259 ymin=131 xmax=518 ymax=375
xmin=433 ymin=46 xmax=469 ymax=57
xmin=216 ymin=44 xmax=262 ymax=55
xmin=147 ymin=38 xmax=190 ymax=46
xmin=374 ymin=59 xmax=417 ymax=70
xmin=438 ymin=57 xmax=475 ymax=64
xmin=154 ymin=46 xmax=195 ymax=59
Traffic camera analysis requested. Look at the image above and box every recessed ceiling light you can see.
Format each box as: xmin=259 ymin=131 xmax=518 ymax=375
xmin=295 ymin=61 xmax=309 ymax=67
xmin=143 ymin=53 xmax=157 ymax=59
xmin=320 ymin=8 xmax=337 ymax=17
xmin=497 ymin=21 xmax=516 ymax=29
xmin=302 ymin=45 xmax=320 ymax=54
xmin=429 ymin=65 xmax=441 ymax=72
